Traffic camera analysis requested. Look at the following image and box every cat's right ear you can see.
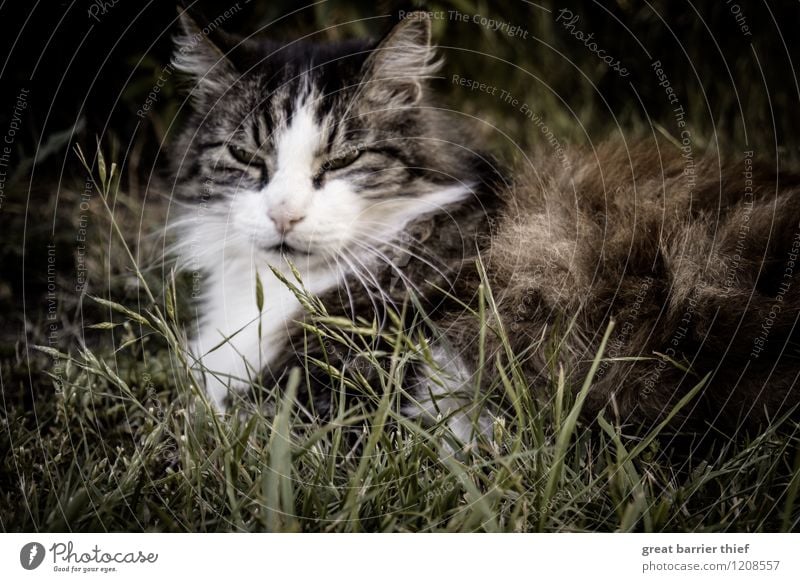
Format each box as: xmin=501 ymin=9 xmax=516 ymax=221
xmin=172 ymin=8 xmax=237 ymax=102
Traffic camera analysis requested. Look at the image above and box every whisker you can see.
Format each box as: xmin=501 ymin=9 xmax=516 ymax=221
xmin=359 ymin=232 xmax=454 ymax=289
xmin=343 ymin=247 xmax=400 ymax=319
xmin=350 ymin=239 xmax=425 ymax=299
xmin=336 ymin=250 xmax=383 ymax=326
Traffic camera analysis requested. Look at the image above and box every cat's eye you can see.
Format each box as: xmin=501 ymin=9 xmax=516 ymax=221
xmin=228 ymin=145 xmax=258 ymax=165
xmin=322 ymin=147 xmax=363 ymax=173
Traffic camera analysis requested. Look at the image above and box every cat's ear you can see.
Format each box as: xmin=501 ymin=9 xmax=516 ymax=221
xmin=172 ymin=9 xmax=238 ymax=101
xmin=361 ymin=13 xmax=442 ymax=108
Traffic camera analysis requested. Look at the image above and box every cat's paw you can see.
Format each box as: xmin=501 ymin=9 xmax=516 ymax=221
xmin=438 ymin=409 xmax=495 ymax=458
xmin=199 ymin=373 xmax=231 ymax=413
xmin=189 ymin=338 xmax=256 ymax=414
xmin=190 ymin=358 xmax=251 ymax=414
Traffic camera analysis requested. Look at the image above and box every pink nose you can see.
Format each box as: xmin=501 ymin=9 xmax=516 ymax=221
xmin=268 ymin=208 xmax=305 ymax=234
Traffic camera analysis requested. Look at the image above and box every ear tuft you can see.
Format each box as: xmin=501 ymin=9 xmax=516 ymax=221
xmin=362 ymin=13 xmax=442 ymax=108
xmin=172 ymin=10 xmax=237 ymax=101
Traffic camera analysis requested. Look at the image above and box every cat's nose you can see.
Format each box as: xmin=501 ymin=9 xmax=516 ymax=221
xmin=268 ymin=207 xmax=305 ymax=235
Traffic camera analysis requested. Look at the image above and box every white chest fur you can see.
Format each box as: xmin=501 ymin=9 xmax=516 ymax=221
xmin=191 ymin=258 xmax=342 ymax=410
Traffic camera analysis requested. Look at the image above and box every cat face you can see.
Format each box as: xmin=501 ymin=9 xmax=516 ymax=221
xmin=170 ymin=13 xmax=471 ymax=269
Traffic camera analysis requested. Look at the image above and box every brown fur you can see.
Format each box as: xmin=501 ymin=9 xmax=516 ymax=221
xmin=447 ymin=138 xmax=800 ymax=430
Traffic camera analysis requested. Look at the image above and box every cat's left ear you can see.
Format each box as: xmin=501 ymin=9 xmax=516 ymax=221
xmin=360 ymin=13 xmax=442 ymax=108
xmin=172 ymin=8 xmax=238 ymax=102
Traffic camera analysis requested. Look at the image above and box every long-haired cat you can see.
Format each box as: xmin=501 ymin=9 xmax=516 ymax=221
xmin=170 ymin=10 xmax=800 ymax=446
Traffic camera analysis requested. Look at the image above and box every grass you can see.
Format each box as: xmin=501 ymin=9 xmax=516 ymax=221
xmin=2 ymin=145 xmax=800 ymax=533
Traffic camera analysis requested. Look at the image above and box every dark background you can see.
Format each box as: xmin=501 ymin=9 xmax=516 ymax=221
xmin=1 ymin=0 xmax=799 ymax=176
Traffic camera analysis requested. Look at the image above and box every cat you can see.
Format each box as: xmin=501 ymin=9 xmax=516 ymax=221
xmin=169 ymin=9 xmax=504 ymax=444
xmin=170 ymin=9 xmax=800 ymax=447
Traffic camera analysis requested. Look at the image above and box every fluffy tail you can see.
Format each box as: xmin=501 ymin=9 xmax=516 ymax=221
xmin=487 ymin=139 xmax=800 ymax=430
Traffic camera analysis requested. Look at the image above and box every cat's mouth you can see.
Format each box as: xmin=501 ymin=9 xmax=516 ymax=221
xmin=267 ymin=241 xmax=313 ymax=256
